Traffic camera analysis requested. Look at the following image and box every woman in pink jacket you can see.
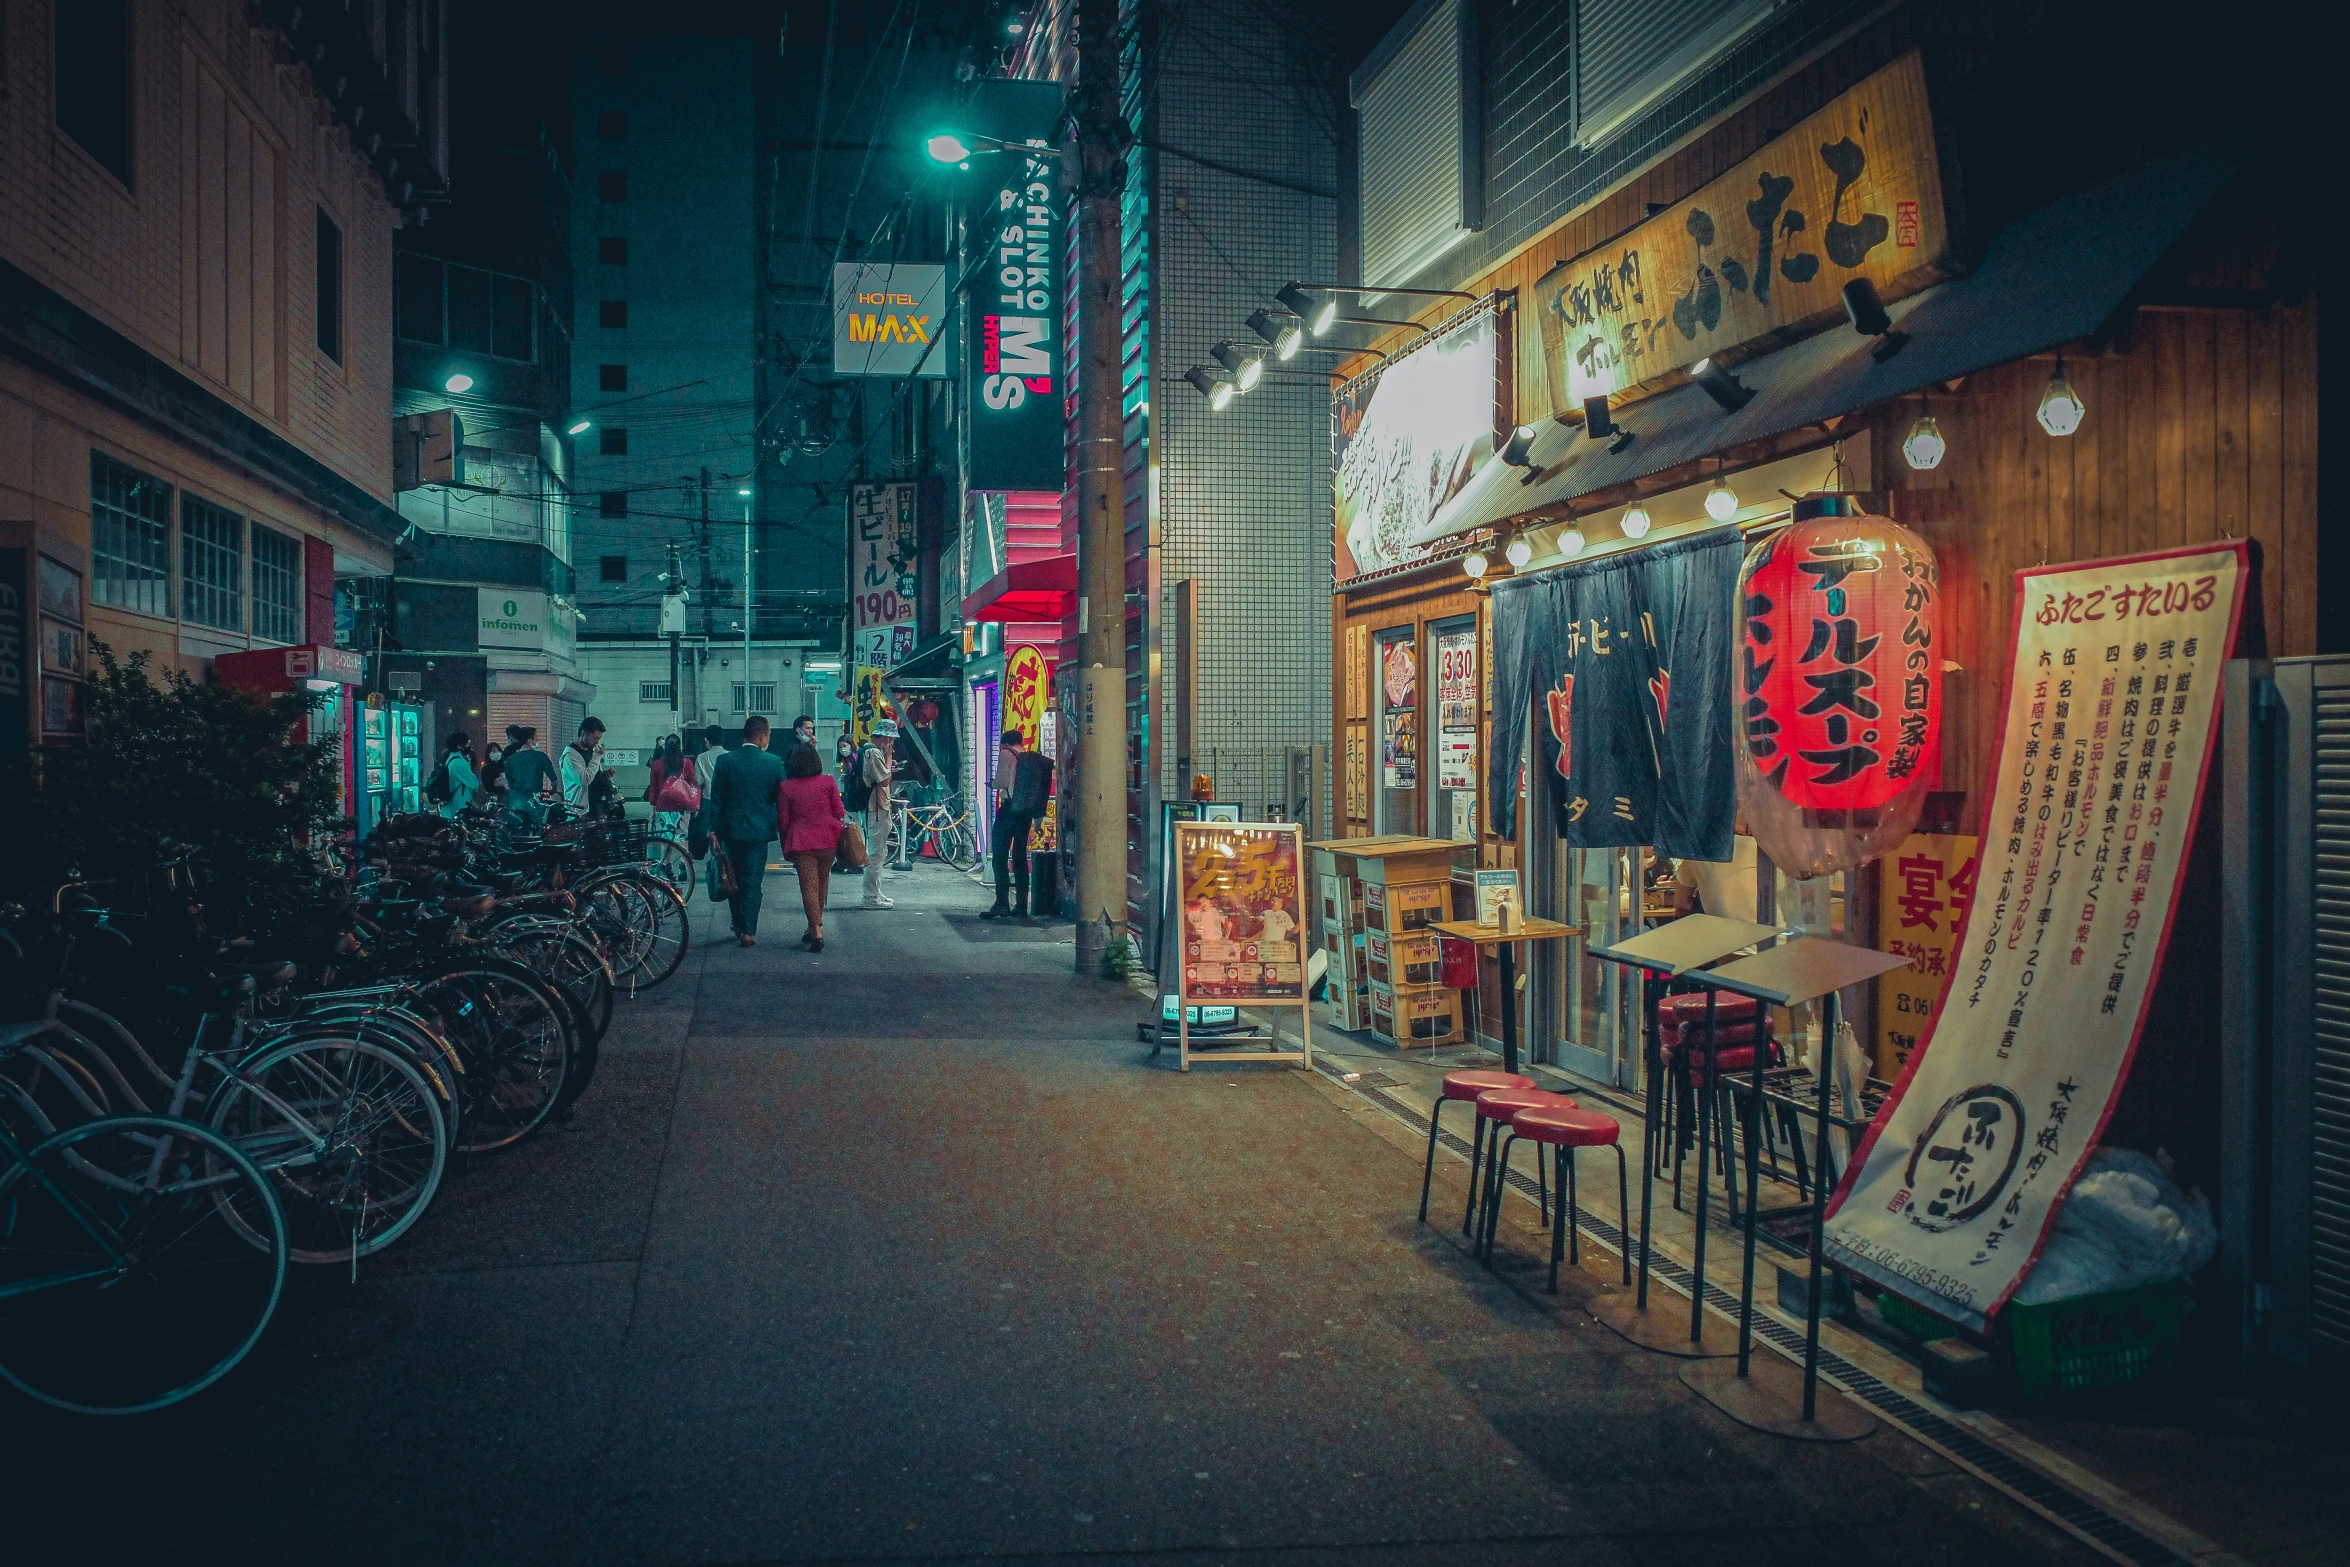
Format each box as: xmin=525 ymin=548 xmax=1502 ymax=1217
xmin=775 ymin=741 xmax=847 ymax=950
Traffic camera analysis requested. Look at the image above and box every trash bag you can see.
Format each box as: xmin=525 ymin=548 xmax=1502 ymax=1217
xmin=2010 ymin=1146 xmax=2219 ymax=1306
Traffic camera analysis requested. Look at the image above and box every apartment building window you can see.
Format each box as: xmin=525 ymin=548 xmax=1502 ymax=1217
xmin=600 ymin=555 xmax=629 ymax=582
xmin=599 ymin=237 xmax=628 ymax=265
xmin=599 ymin=490 xmax=629 ymax=517
xmin=315 ymin=210 xmax=344 ymax=362
xmin=732 ymin=683 xmax=777 ymax=713
xmin=180 ymin=496 xmax=244 ymax=633
xmin=250 ymin=525 xmax=304 ymax=644
xmin=598 ymin=300 xmax=628 ymax=329
xmin=397 ymin=255 xmax=537 ymax=362
xmin=639 ymin=682 xmax=673 ymax=703
xmin=55 ymin=0 xmax=133 ymax=186
xmin=598 ymin=172 xmax=627 ymax=202
xmin=89 ymin=452 xmax=171 ymax=618
xmin=600 ymin=364 xmax=628 ymax=392
xmin=599 ymin=427 xmax=629 ymax=456
xmin=598 ymin=110 xmax=628 ymax=139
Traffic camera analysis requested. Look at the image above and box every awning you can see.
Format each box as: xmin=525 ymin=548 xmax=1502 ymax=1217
xmin=1413 ymin=123 xmax=2269 ymax=547
xmin=961 ymin=553 xmax=1076 ymax=624
xmin=884 ymin=632 xmax=963 ymax=690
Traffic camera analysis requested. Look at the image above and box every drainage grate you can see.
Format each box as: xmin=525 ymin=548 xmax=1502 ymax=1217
xmin=1320 ymin=1059 xmax=2196 ymax=1567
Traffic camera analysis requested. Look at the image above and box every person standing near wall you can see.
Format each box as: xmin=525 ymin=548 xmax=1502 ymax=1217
xmin=710 ymin=715 xmax=789 ymax=946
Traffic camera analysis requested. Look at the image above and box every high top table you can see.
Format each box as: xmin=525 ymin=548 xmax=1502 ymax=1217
xmin=1586 ymin=914 xmax=1781 ymax=1356
xmin=1673 ymin=935 xmax=1910 ymax=1440
xmin=1428 ymin=917 xmax=1576 ymax=1077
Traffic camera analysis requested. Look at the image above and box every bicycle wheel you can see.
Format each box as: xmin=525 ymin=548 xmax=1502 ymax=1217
xmin=643 ymin=835 xmax=693 ymax=903
xmin=409 ymin=964 xmax=571 ymax=1153
xmin=614 ymin=874 xmax=689 ymax=989
xmin=207 ymin=1036 xmax=448 ymax=1265
xmin=0 ymin=1114 xmax=286 ymax=1414
xmin=276 ymin=1003 xmax=466 ymax=1155
xmin=484 ymin=917 xmax=613 ymax=1045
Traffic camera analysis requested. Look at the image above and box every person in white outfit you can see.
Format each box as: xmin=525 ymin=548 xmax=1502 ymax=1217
xmin=859 ymin=721 xmax=898 ymax=908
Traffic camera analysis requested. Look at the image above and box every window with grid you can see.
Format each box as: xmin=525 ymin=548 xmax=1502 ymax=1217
xmin=180 ymin=496 xmax=244 ymax=631
xmin=89 ymin=452 xmax=172 ymax=617
xmin=731 ymin=683 xmax=777 ymax=713
xmin=251 ymin=524 xmax=303 ymax=644
xmin=639 ymin=682 xmax=673 ymax=703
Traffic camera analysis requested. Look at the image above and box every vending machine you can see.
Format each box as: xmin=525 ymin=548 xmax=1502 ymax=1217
xmin=212 ymin=644 xmax=367 ymax=824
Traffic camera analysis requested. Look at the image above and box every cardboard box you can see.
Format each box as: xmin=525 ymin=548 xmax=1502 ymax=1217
xmin=1366 ymin=879 xmax=1448 ymax=935
xmin=1366 ymin=928 xmax=1444 ymax=988
xmin=1371 ymin=980 xmax=1466 ymax=1047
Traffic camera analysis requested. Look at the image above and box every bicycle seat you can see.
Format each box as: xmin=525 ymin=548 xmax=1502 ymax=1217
xmin=446 ymin=892 xmax=497 ymax=920
xmin=222 ymin=959 xmax=298 ymax=990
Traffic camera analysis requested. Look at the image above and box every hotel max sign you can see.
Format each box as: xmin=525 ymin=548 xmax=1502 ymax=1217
xmin=832 ymin=263 xmax=949 ymax=378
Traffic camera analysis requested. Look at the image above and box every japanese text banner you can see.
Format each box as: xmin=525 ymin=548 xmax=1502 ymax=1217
xmin=1824 ymin=543 xmax=2248 ymax=1331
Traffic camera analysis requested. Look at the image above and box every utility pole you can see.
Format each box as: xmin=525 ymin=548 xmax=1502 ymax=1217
xmin=662 ymin=539 xmax=686 ymax=729
xmin=696 ymin=467 xmax=715 ymax=645
xmin=741 ymin=482 xmax=756 ymax=719
xmin=1071 ymin=0 xmax=1128 ymax=975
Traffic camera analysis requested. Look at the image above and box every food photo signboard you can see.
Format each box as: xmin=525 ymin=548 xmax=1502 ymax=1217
xmin=1173 ymin=822 xmax=1307 ymax=1000
xmin=1332 ymin=306 xmax=1502 ymax=585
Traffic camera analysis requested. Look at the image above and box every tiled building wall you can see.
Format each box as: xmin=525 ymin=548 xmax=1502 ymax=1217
xmin=0 ymin=0 xmax=400 ymax=501
xmin=1146 ymin=0 xmax=1339 ymax=812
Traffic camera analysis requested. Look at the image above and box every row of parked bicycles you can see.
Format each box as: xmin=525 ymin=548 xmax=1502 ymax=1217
xmin=0 ymin=806 xmax=691 ymax=1415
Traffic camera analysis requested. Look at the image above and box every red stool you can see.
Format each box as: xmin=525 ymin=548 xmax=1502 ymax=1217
xmin=1420 ymin=1070 xmax=1533 ymax=1229
xmin=1472 ymin=1087 xmax=1578 ymax=1259
xmin=1506 ymin=1106 xmax=1629 ymax=1292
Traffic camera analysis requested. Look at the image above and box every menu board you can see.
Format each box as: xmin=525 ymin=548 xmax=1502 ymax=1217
xmin=1174 ymin=822 xmax=1306 ymax=1000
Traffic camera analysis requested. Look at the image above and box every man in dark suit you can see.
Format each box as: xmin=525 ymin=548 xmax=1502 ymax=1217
xmin=710 ymin=714 xmax=790 ymax=946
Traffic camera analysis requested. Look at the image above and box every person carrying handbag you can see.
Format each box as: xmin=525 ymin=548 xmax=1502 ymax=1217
xmin=775 ymin=740 xmax=847 ymax=951
xmin=646 ymin=733 xmax=700 ymax=840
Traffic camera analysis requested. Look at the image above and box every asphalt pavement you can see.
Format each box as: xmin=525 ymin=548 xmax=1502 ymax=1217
xmin=8 ymin=856 xmax=2110 ymax=1566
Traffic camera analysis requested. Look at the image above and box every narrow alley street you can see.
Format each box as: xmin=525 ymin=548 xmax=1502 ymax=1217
xmin=14 ymin=861 xmax=2104 ymax=1567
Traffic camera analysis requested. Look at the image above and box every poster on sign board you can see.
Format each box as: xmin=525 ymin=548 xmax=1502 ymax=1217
xmin=1332 ymin=307 xmax=1500 ymax=584
xmin=1875 ymin=834 xmax=1978 ymax=1080
xmin=1174 ymin=821 xmax=1305 ymax=999
xmin=1825 ymin=543 xmax=2248 ymax=1331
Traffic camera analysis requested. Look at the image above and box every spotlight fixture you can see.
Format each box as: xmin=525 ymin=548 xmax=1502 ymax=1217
xmin=1184 ymin=365 xmax=1237 ymax=410
xmin=1583 ymin=394 xmax=1635 ymax=454
xmin=444 ymin=372 xmax=475 ymax=394
xmin=1462 ymin=549 xmax=1490 ymax=581
xmin=1500 ymin=423 xmax=1542 ymax=485
xmin=1903 ymin=411 xmax=1947 ymax=470
xmin=1690 ymin=356 xmax=1755 ymax=413
xmin=1620 ymin=504 xmax=1652 ymax=540
xmin=1211 ymin=340 xmax=1264 ymax=393
xmin=1705 ymin=478 xmax=1740 ymax=522
xmin=1277 ymin=283 xmax=1338 ymax=336
xmin=1006 ymin=16 xmax=1027 ymax=33
xmin=2037 ymin=357 xmax=2085 ymax=437
xmin=566 ymin=417 xmax=592 ymax=436
xmin=1505 ymin=532 xmax=1534 ymax=570
xmin=1558 ymin=526 xmax=1587 ymax=558
xmin=1247 ymin=307 xmax=1303 ymax=361
xmin=1842 ymin=278 xmax=1910 ymax=362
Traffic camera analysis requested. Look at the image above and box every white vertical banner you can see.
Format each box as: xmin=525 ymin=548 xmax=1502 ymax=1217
xmin=1825 ymin=542 xmax=2250 ymax=1331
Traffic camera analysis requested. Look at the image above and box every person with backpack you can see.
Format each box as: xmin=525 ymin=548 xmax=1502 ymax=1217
xmin=775 ymin=740 xmax=846 ymax=950
xmin=848 ymin=720 xmax=898 ymax=909
xmin=429 ymin=733 xmax=479 ymax=820
xmin=499 ymin=725 xmax=556 ymax=830
xmin=981 ymin=727 xmax=1054 ymax=919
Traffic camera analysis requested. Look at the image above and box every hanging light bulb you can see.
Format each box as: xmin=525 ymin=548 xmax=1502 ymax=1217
xmin=1903 ymin=412 xmax=1947 ymax=470
xmin=1704 ymin=478 xmax=1739 ymax=522
xmin=1620 ymin=504 xmax=1652 ymax=540
xmin=1462 ymin=549 xmax=1489 ymax=580
xmin=1558 ymin=526 xmax=1586 ymax=558
xmin=1505 ymin=532 xmax=1534 ymax=570
xmin=2037 ymin=358 xmax=2085 ymax=437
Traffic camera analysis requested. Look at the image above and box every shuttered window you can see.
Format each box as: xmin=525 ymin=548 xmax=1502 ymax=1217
xmin=1353 ymin=0 xmax=1479 ymax=287
xmin=1575 ymin=0 xmax=1773 ymax=148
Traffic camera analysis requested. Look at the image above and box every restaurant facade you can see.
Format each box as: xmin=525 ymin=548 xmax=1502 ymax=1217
xmin=1327 ymin=1 xmax=2320 ymax=1357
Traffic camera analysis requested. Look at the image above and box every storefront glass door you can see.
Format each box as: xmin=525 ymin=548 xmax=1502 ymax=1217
xmin=1372 ymin=626 xmax=1418 ymax=835
xmin=1426 ymin=614 xmax=1477 ymax=842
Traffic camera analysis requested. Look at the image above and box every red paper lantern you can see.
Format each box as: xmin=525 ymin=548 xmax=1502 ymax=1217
xmin=1736 ymin=494 xmax=1941 ymax=877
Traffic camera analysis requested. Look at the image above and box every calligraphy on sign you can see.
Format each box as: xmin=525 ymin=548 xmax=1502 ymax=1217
xmin=1737 ymin=500 xmax=1940 ymax=878
xmin=1175 ymin=823 xmax=1306 ymax=1000
xmin=849 ymin=483 xmax=918 ymax=670
xmin=1875 ymin=833 xmax=1979 ymax=1080
xmin=1530 ymin=52 xmax=1949 ymax=413
xmin=1825 ymin=543 xmax=2248 ymax=1332
xmin=1003 ymin=646 xmax=1049 ymax=749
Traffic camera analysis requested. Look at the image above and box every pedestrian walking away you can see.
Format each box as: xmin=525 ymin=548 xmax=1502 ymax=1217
xmin=981 ymin=727 xmax=1052 ymax=919
xmin=499 ymin=724 xmax=556 ymax=830
xmin=429 ymin=732 xmax=480 ymax=819
xmin=850 ymin=719 xmax=899 ymax=908
xmin=710 ymin=715 xmax=789 ymax=945
xmin=775 ymin=740 xmax=846 ymax=950
xmin=646 ymin=731 xmax=699 ymax=842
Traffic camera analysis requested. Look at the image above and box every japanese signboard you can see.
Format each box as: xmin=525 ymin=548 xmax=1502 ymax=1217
xmin=1531 ymin=52 xmax=1949 ymax=414
xmin=1825 ymin=543 xmax=2249 ymax=1331
xmin=1437 ymin=626 xmax=1477 ymax=794
xmin=1381 ymin=634 xmax=1417 ymax=788
xmin=1003 ymin=645 xmax=1049 ymax=749
xmin=1489 ymin=527 xmax=1742 ymax=859
xmin=849 ymin=482 xmax=918 ymax=670
xmin=832 ymin=262 xmax=948 ymax=378
xmin=1875 ymin=833 xmax=1979 ymax=1080
xmin=1333 ymin=307 xmax=1502 ymax=584
xmin=849 ymin=665 xmax=887 ymax=745
xmin=1344 ymin=724 xmax=1367 ymax=822
xmin=1174 ymin=821 xmax=1306 ymax=1000
xmin=960 ymin=81 xmax=1065 ymax=494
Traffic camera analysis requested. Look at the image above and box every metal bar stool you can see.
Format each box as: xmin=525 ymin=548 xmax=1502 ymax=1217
xmin=1471 ymin=1087 xmax=1578 ymax=1263
xmin=1500 ymin=1106 xmax=1629 ymax=1293
xmin=1419 ymin=1069 xmax=1534 ymax=1227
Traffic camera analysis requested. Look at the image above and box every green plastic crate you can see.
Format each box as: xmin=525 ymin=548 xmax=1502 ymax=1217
xmin=2003 ymin=1282 xmax=2184 ymax=1399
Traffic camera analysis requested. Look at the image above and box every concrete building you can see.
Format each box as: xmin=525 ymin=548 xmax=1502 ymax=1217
xmin=0 ymin=0 xmax=445 ymax=747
